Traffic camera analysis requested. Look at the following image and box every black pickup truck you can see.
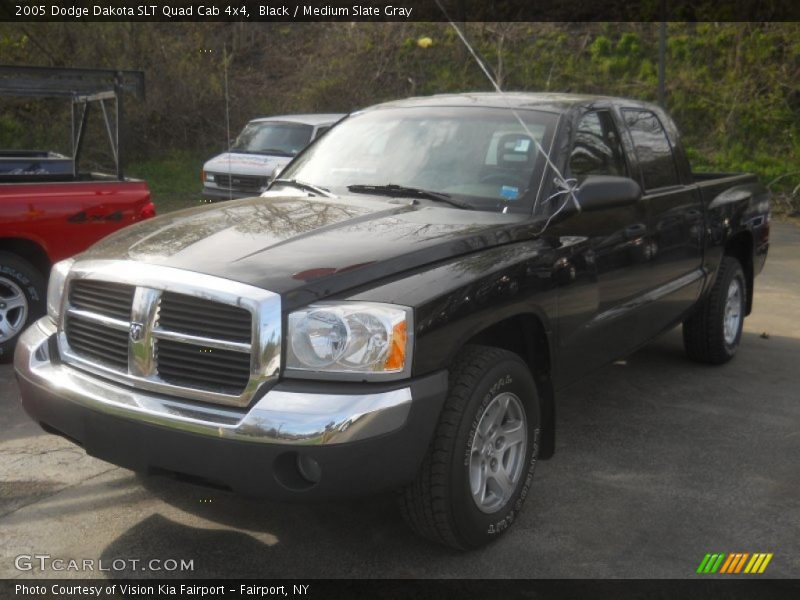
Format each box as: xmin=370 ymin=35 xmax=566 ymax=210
xmin=15 ymin=93 xmax=770 ymax=550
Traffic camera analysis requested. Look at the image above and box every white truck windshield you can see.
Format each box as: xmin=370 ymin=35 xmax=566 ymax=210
xmin=232 ymin=121 xmax=314 ymax=157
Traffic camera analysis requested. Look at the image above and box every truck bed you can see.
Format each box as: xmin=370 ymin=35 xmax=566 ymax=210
xmin=0 ymin=150 xmax=73 ymax=181
xmin=0 ymin=170 xmax=139 ymax=185
xmin=0 ymin=177 xmax=154 ymax=264
xmin=693 ymin=171 xmax=762 ymax=205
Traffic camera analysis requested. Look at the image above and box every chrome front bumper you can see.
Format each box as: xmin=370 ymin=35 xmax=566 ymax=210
xmin=15 ymin=317 xmax=412 ymax=446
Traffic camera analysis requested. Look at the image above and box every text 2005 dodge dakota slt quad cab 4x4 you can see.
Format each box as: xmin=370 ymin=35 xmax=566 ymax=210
xmin=15 ymin=93 xmax=770 ymax=549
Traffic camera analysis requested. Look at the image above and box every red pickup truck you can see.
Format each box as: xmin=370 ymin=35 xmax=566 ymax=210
xmin=0 ymin=66 xmax=156 ymax=360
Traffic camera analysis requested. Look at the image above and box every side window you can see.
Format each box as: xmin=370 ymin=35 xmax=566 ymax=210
xmin=314 ymin=126 xmax=331 ymax=139
xmin=622 ymin=109 xmax=679 ymax=190
xmin=568 ymin=111 xmax=627 ymax=181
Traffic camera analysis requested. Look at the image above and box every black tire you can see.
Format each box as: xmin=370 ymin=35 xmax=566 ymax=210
xmin=0 ymin=252 xmax=47 ymax=363
xmin=683 ymin=256 xmax=746 ymax=365
xmin=398 ymin=345 xmax=541 ymax=550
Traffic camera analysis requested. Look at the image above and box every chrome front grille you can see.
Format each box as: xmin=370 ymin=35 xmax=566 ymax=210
xmin=155 ymin=293 xmax=252 ymax=394
xmin=58 ymin=261 xmax=281 ymax=408
xmin=69 ymin=280 xmax=135 ymax=320
xmin=64 ymin=313 xmax=129 ymax=370
xmin=159 ymin=292 xmax=252 ymax=343
xmin=156 ymin=340 xmax=251 ymax=394
xmin=213 ymin=173 xmax=267 ymax=192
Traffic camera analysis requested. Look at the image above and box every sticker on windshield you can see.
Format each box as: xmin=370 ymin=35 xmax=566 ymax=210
xmin=501 ymin=185 xmax=519 ymax=200
xmin=514 ymin=139 xmax=531 ymax=152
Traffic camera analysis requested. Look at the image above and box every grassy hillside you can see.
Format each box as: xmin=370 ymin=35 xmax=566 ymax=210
xmin=1 ymin=22 xmax=798 ymax=213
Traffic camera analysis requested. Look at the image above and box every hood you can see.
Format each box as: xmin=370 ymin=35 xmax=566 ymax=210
xmin=203 ymin=152 xmax=292 ymax=177
xmin=81 ymin=194 xmax=544 ymax=310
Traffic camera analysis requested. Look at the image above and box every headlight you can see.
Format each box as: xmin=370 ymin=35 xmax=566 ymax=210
xmin=286 ymin=303 xmax=412 ymax=379
xmin=203 ymin=171 xmax=215 ymax=182
xmin=46 ymin=258 xmax=74 ymax=323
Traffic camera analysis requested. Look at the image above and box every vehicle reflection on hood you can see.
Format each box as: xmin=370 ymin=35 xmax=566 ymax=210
xmin=78 ymin=194 xmax=529 ymax=306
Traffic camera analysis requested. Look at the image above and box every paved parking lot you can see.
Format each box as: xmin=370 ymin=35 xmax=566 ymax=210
xmin=1 ymin=222 xmax=798 ymax=580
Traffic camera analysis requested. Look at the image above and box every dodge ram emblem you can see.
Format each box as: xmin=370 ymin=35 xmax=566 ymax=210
xmin=129 ymin=322 xmax=144 ymax=342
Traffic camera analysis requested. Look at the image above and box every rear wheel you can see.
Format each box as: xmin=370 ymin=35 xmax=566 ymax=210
xmin=0 ymin=252 xmax=46 ymax=363
xmin=399 ymin=345 xmax=540 ymax=550
xmin=683 ymin=256 xmax=746 ymax=365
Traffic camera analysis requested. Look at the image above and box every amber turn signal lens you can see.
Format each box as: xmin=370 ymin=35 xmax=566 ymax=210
xmin=383 ymin=320 xmax=408 ymax=371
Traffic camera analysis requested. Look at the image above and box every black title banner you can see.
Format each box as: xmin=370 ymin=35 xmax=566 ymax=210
xmin=3 ymin=579 xmax=800 ymax=600
xmin=2 ymin=0 xmax=800 ymax=22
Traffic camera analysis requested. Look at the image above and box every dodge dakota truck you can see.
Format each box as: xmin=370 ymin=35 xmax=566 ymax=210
xmin=15 ymin=93 xmax=770 ymax=549
xmin=0 ymin=66 xmax=155 ymax=361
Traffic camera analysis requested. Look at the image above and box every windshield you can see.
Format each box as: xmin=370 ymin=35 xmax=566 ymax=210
xmin=278 ymin=106 xmax=558 ymax=213
xmin=232 ymin=121 xmax=314 ymax=156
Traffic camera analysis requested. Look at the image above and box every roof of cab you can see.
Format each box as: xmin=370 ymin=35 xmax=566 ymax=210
xmin=363 ymin=92 xmax=656 ymax=114
xmin=250 ymin=113 xmax=346 ymax=126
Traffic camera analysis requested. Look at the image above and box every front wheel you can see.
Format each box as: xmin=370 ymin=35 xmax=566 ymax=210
xmin=399 ymin=345 xmax=540 ymax=550
xmin=683 ymin=256 xmax=746 ymax=365
xmin=0 ymin=252 xmax=46 ymax=363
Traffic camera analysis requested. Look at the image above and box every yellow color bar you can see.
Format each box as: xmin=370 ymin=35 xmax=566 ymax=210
xmin=744 ymin=554 xmax=761 ymax=574
xmin=758 ymin=553 xmax=773 ymax=574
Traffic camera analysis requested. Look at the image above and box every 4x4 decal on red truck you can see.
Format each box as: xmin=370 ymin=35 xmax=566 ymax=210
xmin=67 ymin=209 xmax=124 ymax=223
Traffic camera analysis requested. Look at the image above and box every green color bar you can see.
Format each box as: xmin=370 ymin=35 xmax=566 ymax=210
xmin=710 ymin=553 xmax=726 ymax=573
xmin=705 ymin=554 xmax=719 ymax=573
xmin=697 ymin=554 xmax=712 ymax=574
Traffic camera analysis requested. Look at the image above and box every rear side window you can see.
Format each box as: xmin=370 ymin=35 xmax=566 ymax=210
xmin=622 ymin=109 xmax=679 ymax=190
xmin=568 ymin=111 xmax=627 ymax=181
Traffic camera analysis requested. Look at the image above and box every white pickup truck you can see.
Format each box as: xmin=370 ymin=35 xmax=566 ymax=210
xmin=201 ymin=113 xmax=344 ymax=201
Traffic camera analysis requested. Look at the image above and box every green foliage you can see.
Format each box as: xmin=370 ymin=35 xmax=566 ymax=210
xmin=127 ymin=151 xmax=206 ymax=214
xmin=0 ymin=22 xmax=798 ymax=201
xmin=0 ymin=114 xmax=25 ymax=148
xmin=589 ymin=36 xmax=613 ymax=60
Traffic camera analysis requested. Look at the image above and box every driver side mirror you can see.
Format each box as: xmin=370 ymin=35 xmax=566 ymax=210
xmin=575 ymin=175 xmax=642 ymax=212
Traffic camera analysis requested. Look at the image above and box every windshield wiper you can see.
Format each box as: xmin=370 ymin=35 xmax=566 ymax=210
xmin=232 ymin=148 xmax=293 ymax=157
xmin=271 ymin=178 xmax=336 ymax=198
xmin=347 ymin=184 xmax=474 ymax=210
